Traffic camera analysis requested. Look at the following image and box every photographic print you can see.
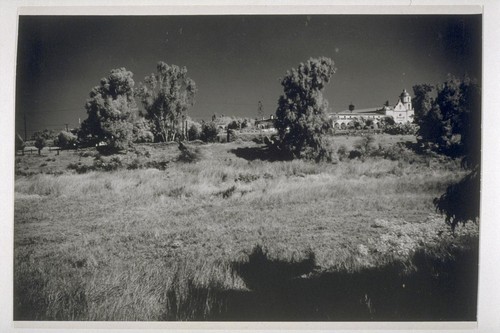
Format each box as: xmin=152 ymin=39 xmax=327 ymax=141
xmin=14 ymin=10 xmax=481 ymax=322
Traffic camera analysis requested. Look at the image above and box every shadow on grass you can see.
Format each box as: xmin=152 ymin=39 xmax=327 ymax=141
xmin=14 ymin=241 xmax=478 ymax=321
xmin=165 ymin=242 xmax=478 ymax=321
xmin=230 ymin=146 xmax=292 ymax=162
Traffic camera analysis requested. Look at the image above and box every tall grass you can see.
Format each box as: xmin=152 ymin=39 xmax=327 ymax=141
xmin=14 ymin=140 xmax=477 ymax=321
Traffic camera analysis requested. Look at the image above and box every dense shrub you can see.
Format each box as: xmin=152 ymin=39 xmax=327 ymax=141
xmin=227 ymin=120 xmax=240 ymax=130
xmin=55 ymin=131 xmax=78 ymax=149
xmin=67 ymin=162 xmax=92 ymax=174
xmin=434 ymin=167 xmax=479 ymax=230
xmin=370 ymin=142 xmax=418 ymax=164
xmin=236 ymin=173 xmax=260 ymax=183
xmin=34 ymin=135 xmax=46 ymax=155
xmin=337 ymin=144 xmax=348 ymax=161
xmin=188 ymin=124 xmax=200 ymax=141
xmin=354 ymin=135 xmax=377 ymax=155
xmin=93 ymin=156 xmax=123 ymax=171
xmin=143 ymin=160 xmax=170 ymax=170
xmin=383 ymin=123 xmax=418 ymax=135
xmin=348 ymin=150 xmax=363 ymax=160
xmin=200 ymin=122 xmax=219 ymax=143
xmin=133 ymin=118 xmax=155 ymax=143
xmin=227 ymin=129 xmax=238 ymax=142
xmin=177 ymin=143 xmax=203 ymax=163
xmin=127 ymin=158 xmax=143 ymax=170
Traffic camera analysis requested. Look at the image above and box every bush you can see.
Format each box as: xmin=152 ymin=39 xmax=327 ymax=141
xmin=227 ymin=120 xmax=240 ymax=130
xmin=34 ymin=135 xmax=46 ymax=155
xmin=177 ymin=143 xmax=203 ymax=163
xmin=236 ymin=173 xmax=260 ymax=183
xmin=337 ymin=144 xmax=348 ymax=161
xmin=133 ymin=118 xmax=155 ymax=143
xmin=369 ymin=142 xmax=418 ymax=164
xmin=227 ymin=129 xmax=238 ymax=142
xmin=434 ymin=167 xmax=479 ymax=230
xmin=252 ymin=136 xmax=265 ymax=144
xmin=55 ymin=131 xmax=78 ymax=149
xmin=188 ymin=124 xmax=200 ymax=141
xmin=200 ymin=122 xmax=219 ymax=143
xmin=348 ymin=150 xmax=363 ymax=160
xmin=354 ymin=135 xmax=376 ymax=155
xmin=127 ymin=158 xmax=143 ymax=170
xmin=384 ymin=123 xmax=418 ymax=135
xmin=67 ymin=163 xmax=92 ymax=174
xmin=93 ymin=156 xmax=123 ymax=171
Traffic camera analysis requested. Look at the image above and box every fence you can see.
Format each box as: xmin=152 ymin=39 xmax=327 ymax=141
xmin=17 ymin=147 xmax=62 ymax=156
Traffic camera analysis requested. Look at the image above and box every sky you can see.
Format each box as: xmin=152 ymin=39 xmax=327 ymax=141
xmin=15 ymin=14 xmax=481 ymax=139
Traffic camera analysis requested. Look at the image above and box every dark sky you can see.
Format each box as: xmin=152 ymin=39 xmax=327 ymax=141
xmin=15 ymin=15 xmax=481 ymax=138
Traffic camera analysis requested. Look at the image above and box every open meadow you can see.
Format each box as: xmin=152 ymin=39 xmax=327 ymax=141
xmin=14 ymin=134 xmax=479 ymax=321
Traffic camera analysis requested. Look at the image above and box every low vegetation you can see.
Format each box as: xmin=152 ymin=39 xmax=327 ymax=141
xmin=14 ymin=135 xmax=478 ymax=321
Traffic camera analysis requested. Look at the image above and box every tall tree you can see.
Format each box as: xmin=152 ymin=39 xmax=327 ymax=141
xmin=33 ymin=133 xmax=46 ymax=155
xmin=138 ymin=61 xmax=196 ymax=142
xmin=417 ymin=76 xmax=482 ymax=230
xmin=274 ymin=57 xmax=336 ymax=161
xmin=80 ymin=68 xmax=137 ymax=152
xmin=412 ymin=84 xmax=434 ymax=123
xmin=417 ymin=76 xmax=480 ymax=158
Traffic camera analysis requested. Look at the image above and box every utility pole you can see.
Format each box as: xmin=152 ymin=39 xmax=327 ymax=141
xmin=258 ymin=101 xmax=264 ymax=120
xmin=23 ymin=112 xmax=27 ymax=141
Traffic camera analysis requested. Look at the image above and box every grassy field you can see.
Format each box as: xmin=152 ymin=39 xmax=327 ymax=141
xmin=14 ymin=134 xmax=479 ymax=321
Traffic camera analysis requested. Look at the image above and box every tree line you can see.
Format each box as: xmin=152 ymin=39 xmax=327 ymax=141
xmin=16 ymin=62 xmax=227 ymax=155
xmin=16 ymin=57 xmax=480 ymax=230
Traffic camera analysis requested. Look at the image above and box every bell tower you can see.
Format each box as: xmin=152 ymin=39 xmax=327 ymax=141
xmin=399 ymin=89 xmax=412 ymax=110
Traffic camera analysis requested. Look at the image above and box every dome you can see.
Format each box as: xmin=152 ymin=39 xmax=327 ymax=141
xmin=400 ymin=89 xmax=410 ymax=97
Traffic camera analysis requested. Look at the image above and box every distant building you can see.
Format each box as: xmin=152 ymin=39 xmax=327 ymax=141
xmin=255 ymin=115 xmax=276 ymax=130
xmin=329 ymin=89 xmax=415 ymax=129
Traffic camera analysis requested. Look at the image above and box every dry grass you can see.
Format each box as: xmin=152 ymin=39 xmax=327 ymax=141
xmin=14 ymin=137 xmax=478 ymax=321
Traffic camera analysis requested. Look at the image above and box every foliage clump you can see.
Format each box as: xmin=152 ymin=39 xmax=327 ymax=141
xmin=34 ymin=133 xmax=46 ymax=155
xmin=177 ymin=142 xmax=203 ymax=163
xmin=383 ymin=123 xmax=418 ymax=135
xmin=138 ymin=61 xmax=196 ymax=142
xmin=413 ymin=76 xmax=481 ymax=229
xmin=434 ymin=168 xmax=479 ymax=230
xmin=79 ymin=68 xmax=137 ymax=152
xmin=414 ymin=76 xmax=480 ymax=162
xmin=132 ymin=118 xmax=155 ymax=143
xmin=274 ymin=57 xmax=336 ymax=162
xmin=187 ymin=124 xmax=200 ymax=141
xmin=55 ymin=131 xmax=78 ymax=149
xmin=200 ymin=122 xmax=219 ymax=143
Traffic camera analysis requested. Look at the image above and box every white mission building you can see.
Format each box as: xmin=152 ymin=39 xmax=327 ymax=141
xmin=329 ymin=89 xmax=415 ymax=129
